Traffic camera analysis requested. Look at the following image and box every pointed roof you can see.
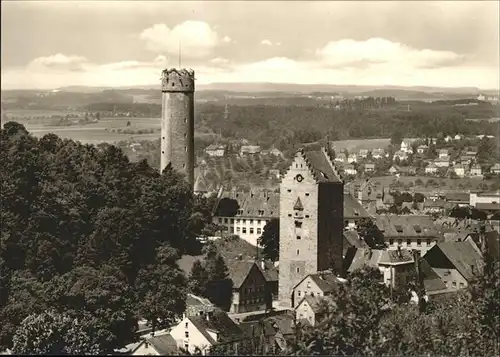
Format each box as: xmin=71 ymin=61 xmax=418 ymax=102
xmin=293 ymin=197 xmax=304 ymax=210
xmin=300 ymin=147 xmax=342 ymax=183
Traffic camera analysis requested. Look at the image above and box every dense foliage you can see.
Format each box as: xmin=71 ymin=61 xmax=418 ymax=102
xmin=258 ymin=218 xmax=280 ymax=262
xmin=0 ymin=122 xmax=210 ymax=352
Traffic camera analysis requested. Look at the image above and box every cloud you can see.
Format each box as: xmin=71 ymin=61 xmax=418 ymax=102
xmin=29 ymin=53 xmax=89 ymax=72
xmin=139 ymin=21 xmax=222 ymax=58
xmin=261 ymin=39 xmax=273 ymax=46
xmin=315 ymin=38 xmax=467 ymax=69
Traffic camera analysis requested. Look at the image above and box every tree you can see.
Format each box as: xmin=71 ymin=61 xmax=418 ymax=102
xmin=12 ymin=310 xmax=99 ymax=355
xmin=95 ymin=112 xmax=100 ymax=121
xmin=390 ymin=130 xmax=403 ymax=148
xmin=356 ymin=218 xmax=385 ymax=249
xmin=188 ymin=259 xmax=209 ymax=297
xmin=413 ymin=192 xmax=425 ymax=203
xmin=470 ymin=208 xmax=488 ymax=221
xmin=449 ymin=205 xmax=470 ymax=220
xmin=257 ymin=218 xmax=279 ymax=261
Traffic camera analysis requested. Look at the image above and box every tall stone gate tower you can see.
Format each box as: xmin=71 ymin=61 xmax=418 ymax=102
xmin=278 ymin=147 xmax=344 ymax=307
xmin=160 ymin=68 xmax=195 ymax=188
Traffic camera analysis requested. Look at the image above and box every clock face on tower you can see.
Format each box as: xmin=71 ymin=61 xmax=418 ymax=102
xmin=295 ymin=174 xmax=304 ymax=182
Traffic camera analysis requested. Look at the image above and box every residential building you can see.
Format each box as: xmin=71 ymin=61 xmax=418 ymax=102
xmin=371 ymin=148 xmax=385 ymax=159
xmin=205 ymin=144 xmax=226 ymax=157
xmin=268 ymin=147 xmax=284 ymax=158
xmin=453 ymin=164 xmax=466 ymax=177
xmin=470 ymin=164 xmax=483 ymax=176
xmin=347 ymin=153 xmax=358 ymax=163
xmin=212 ymin=189 xmax=279 ymax=246
xmin=423 ymin=199 xmax=448 ymax=214
xmin=417 ymin=258 xmax=450 ymax=299
xmin=194 ymin=169 xmax=210 ymax=196
xmin=169 ymin=310 xmax=244 ymax=355
xmin=185 ymin=294 xmax=217 ymax=318
xmin=364 ymin=162 xmax=375 ymax=172
xmin=438 ymin=149 xmax=449 ymax=159
xmin=460 ymin=155 xmax=474 ymax=165
xmin=132 ymin=334 xmax=178 ymax=356
xmin=444 ymin=135 xmax=453 ymax=143
xmin=344 ymin=164 xmax=357 ymax=176
xmin=357 ymin=180 xmax=384 ymax=208
xmin=400 ymin=140 xmax=413 ymax=154
xmin=343 ymin=193 xmax=371 ymax=229
xmin=348 ymin=248 xmax=415 ymax=288
xmin=295 ymin=295 xmax=327 ymax=327
xmin=291 ymin=271 xmax=345 ymax=308
xmin=435 ymin=159 xmax=450 ymax=168
xmin=376 ymin=215 xmax=443 ymax=256
xmin=227 ymin=259 xmax=272 ymax=313
xmin=470 ymin=191 xmax=500 ymax=208
xmin=278 ymin=147 xmax=344 ymax=306
xmin=359 ymin=149 xmax=369 ymax=158
xmin=398 ymin=166 xmax=417 ymax=176
xmin=417 ymin=145 xmax=428 ymax=154
xmin=389 ymin=165 xmax=400 ymax=175
xmin=334 ymin=153 xmax=347 ymax=163
xmin=491 ymin=163 xmax=500 ymax=175
xmin=466 ymin=150 xmax=478 ymax=157
xmin=240 ymin=145 xmax=261 ymax=156
xmin=393 ymin=150 xmax=408 ymax=161
xmin=423 ymin=241 xmax=484 ymax=291
xmin=454 ymin=134 xmax=464 ymax=140
xmin=476 ymin=202 xmax=500 ymax=213
xmin=258 ymin=260 xmax=279 ymax=301
xmin=425 ymin=163 xmax=438 ymax=174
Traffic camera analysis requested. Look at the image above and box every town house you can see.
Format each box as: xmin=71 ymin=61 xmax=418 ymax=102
xmin=400 ymin=140 xmax=413 ymax=154
xmin=470 ymin=164 xmax=483 ymax=176
xmin=417 ymin=144 xmax=429 ymax=154
xmin=343 ymin=193 xmax=371 ymax=229
xmin=425 ymin=163 xmax=438 ymax=174
xmin=213 ymin=189 xmax=279 ymax=246
xmin=376 ymin=215 xmax=443 ymax=256
xmin=227 ymin=259 xmax=272 ymax=313
xmin=469 ymin=191 xmax=500 ymax=208
xmin=490 ymin=163 xmax=500 ymax=175
xmin=205 ymin=144 xmax=226 ymax=157
xmin=295 ymin=295 xmax=327 ymax=327
xmin=348 ymin=248 xmax=415 ymax=288
xmin=453 ymin=164 xmax=466 ymax=177
xmin=423 ymin=241 xmax=484 ymax=291
xmin=364 ymin=162 xmax=375 ymax=173
xmin=291 ymin=271 xmax=345 ymax=308
xmin=132 ymin=335 xmax=178 ymax=356
xmin=371 ymin=148 xmax=385 ymax=159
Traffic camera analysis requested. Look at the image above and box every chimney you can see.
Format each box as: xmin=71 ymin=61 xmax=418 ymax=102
xmin=238 ymin=254 xmax=243 ymax=260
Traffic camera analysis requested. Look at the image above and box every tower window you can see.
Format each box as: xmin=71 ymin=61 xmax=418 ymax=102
xmin=288 ymin=214 xmax=292 ymax=217
xmin=172 ymin=82 xmax=175 ymax=87
xmin=305 ymin=215 xmax=310 ymax=218
xmin=297 ymin=236 xmax=301 ymax=240
xmin=305 ymin=193 xmax=309 ymax=196
xmin=182 ymin=164 xmax=185 ymax=168
xmin=287 ymin=189 xmax=291 ymax=192
xmin=184 ymin=118 xmax=187 ymax=124
xmin=296 ymin=267 xmax=300 ymax=273
xmin=296 ymin=249 xmax=300 ymax=255
xmin=295 ymin=221 xmax=302 ymax=228
xmin=162 ymin=137 xmax=165 ymax=140
xmin=162 ymin=151 xmax=164 ymax=154
xmin=184 ymin=133 xmax=187 ymax=138
xmin=185 ymin=147 xmax=188 ymax=152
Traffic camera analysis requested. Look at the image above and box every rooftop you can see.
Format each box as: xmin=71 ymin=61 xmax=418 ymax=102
xmin=214 ymin=189 xmax=279 ymax=218
xmin=434 ymin=241 xmax=484 ymax=281
xmin=344 ymin=194 xmax=371 ymax=218
xmin=375 ymin=215 xmax=440 ymax=239
xmin=189 ymin=310 xmax=244 ymax=345
xmin=300 ymin=147 xmax=342 ymax=183
xmin=226 ymin=260 xmax=257 ymax=289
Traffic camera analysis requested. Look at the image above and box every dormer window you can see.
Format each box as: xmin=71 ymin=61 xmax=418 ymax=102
xmin=394 ymin=225 xmax=404 ymax=233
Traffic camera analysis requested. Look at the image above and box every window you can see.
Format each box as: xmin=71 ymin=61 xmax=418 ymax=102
xmin=287 ymin=189 xmax=292 ymax=192
xmin=257 ymin=220 xmax=261 ymax=224
xmin=416 ymin=240 xmax=421 ymax=247
xmin=185 ymin=146 xmax=188 ymax=152
xmin=242 ymin=219 xmax=246 ymax=223
xmin=185 ymin=331 xmax=189 ymax=338
xmin=218 ymin=218 xmax=222 ymax=223
xmin=305 ymin=193 xmax=309 ymax=196
xmin=236 ymin=227 xmax=240 ymax=232
xmin=230 ymin=218 xmax=234 ymax=224
xmin=236 ymin=219 xmax=240 ymax=223
xmin=250 ymin=228 xmax=254 ymax=234
xmin=231 ymin=227 xmax=235 ymax=233
xmin=184 ymin=343 xmax=189 ymax=350
xmin=459 ymin=282 xmax=465 ymax=288
xmin=389 ymin=239 xmax=394 ymax=245
xmin=250 ymin=219 xmax=254 ymax=224
xmin=406 ymin=239 xmax=411 ymax=245
xmin=306 ymin=282 xmax=311 ymax=288
xmin=296 ymin=249 xmax=300 ymax=255
xmin=295 ymin=221 xmax=303 ymax=228
xmin=395 ymin=225 xmax=404 ymax=233
xmin=288 ymin=214 xmax=292 ymax=217
xmin=242 ymin=227 xmax=247 ymax=234
xmin=185 ymin=322 xmax=189 ymax=328
xmin=426 ymin=239 xmax=431 ymax=245
xmin=413 ymin=225 xmax=422 ymax=233
xmin=452 ymin=281 xmax=457 ymax=287
xmin=257 ymin=228 xmax=262 ymax=234
xmin=297 ymin=236 xmax=301 ymax=240
xmin=305 ymin=215 xmax=310 ymax=218
xmin=224 ymin=218 xmax=228 ymax=224
xmin=397 ymin=239 xmax=403 ymax=245
xmin=184 ymin=118 xmax=187 ymax=124
xmin=296 ymin=267 xmax=300 ymax=273
xmin=298 ymin=290 xmax=301 ymax=297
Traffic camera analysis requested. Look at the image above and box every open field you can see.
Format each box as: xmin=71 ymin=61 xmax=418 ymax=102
xmin=331 ymin=138 xmax=418 ymax=151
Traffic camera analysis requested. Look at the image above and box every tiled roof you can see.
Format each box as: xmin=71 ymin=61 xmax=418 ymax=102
xmin=376 ymin=215 xmax=441 ymax=239
xmin=418 ymin=259 xmax=447 ymax=293
xmin=302 ymin=295 xmax=327 ymax=314
xmin=139 ymin=334 xmax=178 ymax=355
xmin=186 ymin=294 xmax=214 ymax=309
xmin=215 ymin=189 xmax=280 ymax=218
xmin=445 ymin=192 xmax=470 ymax=203
xmin=348 ymin=248 xmax=414 ymax=272
xmin=257 ymin=260 xmax=279 ymax=282
xmin=301 ymin=148 xmax=342 ymax=183
xmin=189 ymin=310 xmax=244 ymax=345
xmin=226 ymin=260 xmax=257 ymax=289
xmin=239 ymin=320 xmax=277 ymax=339
xmin=435 ymin=241 xmax=484 ymax=281
xmin=309 ymin=271 xmax=344 ymax=293
xmin=343 ymin=231 xmax=369 ymax=250
xmin=194 ymin=171 xmax=209 ymax=193
xmin=206 ymin=144 xmax=225 ymax=151
xmin=465 ymin=231 xmax=500 ymax=259
xmin=344 ymin=194 xmax=371 ymax=218
xmin=424 ymin=199 xmax=447 ymax=208
xmin=476 ymin=202 xmax=500 ymax=211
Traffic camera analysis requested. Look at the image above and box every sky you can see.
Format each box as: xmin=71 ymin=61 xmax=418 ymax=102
xmin=1 ymin=0 xmax=499 ymax=90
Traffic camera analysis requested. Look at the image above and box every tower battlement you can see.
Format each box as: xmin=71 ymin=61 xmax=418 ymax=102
xmin=161 ymin=68 xmax=195 ymax=92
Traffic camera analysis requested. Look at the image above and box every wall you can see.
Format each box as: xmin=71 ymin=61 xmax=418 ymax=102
xmin=161 ymin=70 xmax=195 ymax=187
xmin=470 ymin=193 xmax=500 ymax=207
xmin=279 ymin=154 xmax=319 ymax=305
xmin=386 ymin=238 xmax=438 ymax=256
xmin=213 ymin=216 xmax=271 ymax=246
xmin=170 ymin=317 xmax=212 ymax=355
xmin=295 ymin=300 xmax=318 ymax=326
